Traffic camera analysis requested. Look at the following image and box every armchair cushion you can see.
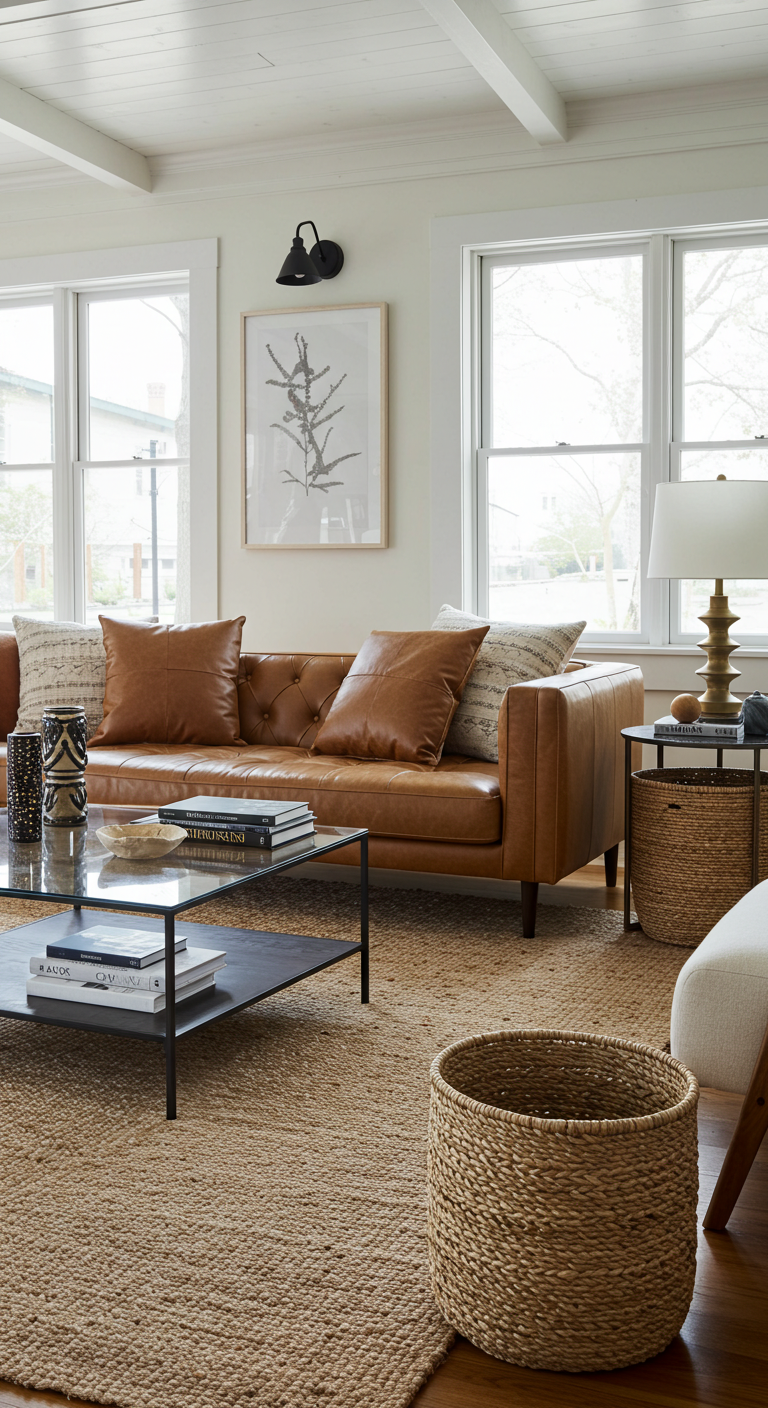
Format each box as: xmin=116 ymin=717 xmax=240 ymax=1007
xmin=671 ymin=880 xmax=768 ymax=1094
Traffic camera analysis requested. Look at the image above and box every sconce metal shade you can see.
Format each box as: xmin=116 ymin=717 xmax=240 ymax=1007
xmin=276 ymin=235 xmax=322 ymax=287
xmin=276 ymin=221 xmax=344 ymax=286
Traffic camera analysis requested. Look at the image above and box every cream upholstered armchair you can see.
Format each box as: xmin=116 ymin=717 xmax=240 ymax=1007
xmin=671 ymin=880 xmax=768 ymax=1228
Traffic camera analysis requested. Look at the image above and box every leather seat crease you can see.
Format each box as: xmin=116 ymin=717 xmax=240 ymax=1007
xmin=81 ymin=743 xmax=502 ymax=844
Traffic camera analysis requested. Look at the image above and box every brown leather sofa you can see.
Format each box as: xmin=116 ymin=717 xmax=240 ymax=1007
xmin=0 ymin=636 xmax=643 ymax=936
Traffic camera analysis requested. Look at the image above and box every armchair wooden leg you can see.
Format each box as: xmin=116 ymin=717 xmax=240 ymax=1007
xmin=703 ymin=1019 xmax=768 ymax=1231
xmin=604 ymin=843 xmax=619 ymax=888
xmin=521 ymin=882 xmax=539 ymax=939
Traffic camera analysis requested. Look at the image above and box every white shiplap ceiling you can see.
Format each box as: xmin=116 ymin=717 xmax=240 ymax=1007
xmin=0 ymin=0 xmax=765 ymax=184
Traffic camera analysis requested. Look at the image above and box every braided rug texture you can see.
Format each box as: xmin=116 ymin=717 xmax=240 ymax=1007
xmin=0 ymin=880 xmax=689 ymax=1408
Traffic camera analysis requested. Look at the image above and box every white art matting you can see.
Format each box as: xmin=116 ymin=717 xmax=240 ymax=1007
xmin=242 ymin=303 xmax=387 ymax=548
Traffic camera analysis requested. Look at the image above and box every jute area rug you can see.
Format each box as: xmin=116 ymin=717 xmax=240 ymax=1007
xmin=0 ymin=879 xmax=689 ymax=1408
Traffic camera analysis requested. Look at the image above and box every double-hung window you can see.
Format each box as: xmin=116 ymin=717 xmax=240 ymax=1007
xmin=476 ymin=228 xmax=768 ymax=645
xmin=0 ymin=240 xmax=216 ymax=632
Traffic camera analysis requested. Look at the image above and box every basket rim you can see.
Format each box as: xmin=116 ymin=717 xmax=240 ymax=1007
xmin=430 ymin=1028 xmax=699 ymax=1136
xmin=633 ymin=767 xmax=768 ymax=793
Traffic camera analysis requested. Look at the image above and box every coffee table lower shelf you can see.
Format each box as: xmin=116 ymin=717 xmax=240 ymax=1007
xmin=0 ymin=911 xmax=363 ymax=1116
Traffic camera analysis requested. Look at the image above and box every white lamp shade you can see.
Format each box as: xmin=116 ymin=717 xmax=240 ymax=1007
xmin=647 ymin=480 xmax=768 ymax=580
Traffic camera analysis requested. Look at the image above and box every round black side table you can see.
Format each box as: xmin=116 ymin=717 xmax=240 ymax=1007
xmin=621 ymin=724 xmax=768 ymax=933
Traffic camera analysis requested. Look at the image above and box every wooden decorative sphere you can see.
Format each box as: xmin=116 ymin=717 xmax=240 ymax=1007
xmin=670 ymin=693 xmax=701 ymax=723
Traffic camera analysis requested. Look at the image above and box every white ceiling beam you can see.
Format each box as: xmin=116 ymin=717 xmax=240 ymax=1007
xmin=420 ymin=0 xmax=567 ymax=145
xmin=0 ymin=71 xmax=151 ymax=192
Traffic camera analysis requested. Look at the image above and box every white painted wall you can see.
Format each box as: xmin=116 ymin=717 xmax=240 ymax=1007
xmin=0 ymin=135 xmax=766 ymax=653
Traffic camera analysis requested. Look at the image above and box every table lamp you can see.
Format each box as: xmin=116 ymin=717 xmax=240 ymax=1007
xmin=647 ymin=476 xmax=768 ymax=717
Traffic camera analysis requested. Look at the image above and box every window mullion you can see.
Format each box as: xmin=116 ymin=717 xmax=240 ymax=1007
xmin=476 ymin=448 xmax=490 ymax=616
xmin=647 ymin=232 xmax=671 ymax=646
xmin=51 ymin=285 xmax=77 ymax=622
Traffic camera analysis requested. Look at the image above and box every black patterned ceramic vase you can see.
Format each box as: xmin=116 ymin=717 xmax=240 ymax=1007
xmin=7 ymin=731 xmax=43 ymax=842
xmin=42 ymin=705 xmax=88 ymax=828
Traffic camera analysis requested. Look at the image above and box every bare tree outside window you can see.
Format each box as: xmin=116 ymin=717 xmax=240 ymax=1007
xmin=485 ymin=244 xmax=768 ymax=634
xmin=488 ymin=255 xmax=643 ymax=631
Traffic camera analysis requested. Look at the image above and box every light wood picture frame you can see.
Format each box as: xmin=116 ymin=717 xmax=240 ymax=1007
xmin=241 ymin=302 xmax=388 ymax=548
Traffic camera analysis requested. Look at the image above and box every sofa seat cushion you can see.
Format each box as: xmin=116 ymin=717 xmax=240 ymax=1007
xmin=79 ymin=744 xmax=501 ymax=844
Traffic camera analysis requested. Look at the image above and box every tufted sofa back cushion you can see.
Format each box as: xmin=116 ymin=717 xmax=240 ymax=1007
xmin=237 ymin=653 xmax=356 ymax=748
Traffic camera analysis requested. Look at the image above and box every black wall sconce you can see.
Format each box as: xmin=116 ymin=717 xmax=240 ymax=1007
xmin=276 ymin=221 xmax=344 ymax=286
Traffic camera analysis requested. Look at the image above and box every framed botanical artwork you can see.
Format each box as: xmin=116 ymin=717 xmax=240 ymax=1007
xmin=241 ymin=302 xmax=388 ymax=548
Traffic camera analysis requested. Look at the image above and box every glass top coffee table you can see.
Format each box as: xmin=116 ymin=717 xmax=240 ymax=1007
xmin=0 ymin=807 xmax=368 ymax=1119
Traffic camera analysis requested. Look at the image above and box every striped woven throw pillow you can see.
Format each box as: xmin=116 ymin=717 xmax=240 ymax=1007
xmin=431 ymin=604 xmax=585 ymax=763
xmin=13 ymin=616 xmax=106 ymax=741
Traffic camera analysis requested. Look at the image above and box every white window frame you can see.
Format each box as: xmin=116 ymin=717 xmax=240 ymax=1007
xmin=478 ymin=239 xmax=650 ymax=645
xmin=0 ymin=239 xmax=218 ymax=627
xmin=431 ymin=186 xmax=768 ymax=686
xmin=670 ymin=230 xmax=768 ymax=644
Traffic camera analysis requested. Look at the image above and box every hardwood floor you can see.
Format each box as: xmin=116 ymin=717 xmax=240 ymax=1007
xmin=2 ymin=863 xmax=764 ymax=1408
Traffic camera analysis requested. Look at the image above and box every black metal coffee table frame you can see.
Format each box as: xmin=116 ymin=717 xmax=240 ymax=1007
xmin=621 ymin=724 xmax=768 ymax=933
xmin=0 ymin=815 xmax=369 ymax=1119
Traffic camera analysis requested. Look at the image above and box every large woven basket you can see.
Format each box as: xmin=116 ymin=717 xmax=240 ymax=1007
xmin=632 ymin=768 xmax=768 ymax=947
xmin=427 ymin=1029 xmax=699 ymax=1373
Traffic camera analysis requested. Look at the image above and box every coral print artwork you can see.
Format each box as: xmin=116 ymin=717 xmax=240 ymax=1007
xmin=242 ymin=304 xmax=387 ymax=548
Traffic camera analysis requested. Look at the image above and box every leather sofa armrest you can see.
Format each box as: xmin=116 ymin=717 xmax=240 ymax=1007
xmin=498 ymin=661 xmax=644 ymax=885
xmin=0 ymin=632 xmax=20 ymax=741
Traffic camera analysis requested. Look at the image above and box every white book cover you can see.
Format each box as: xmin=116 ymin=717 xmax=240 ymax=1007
xmin=26 ymin=971 xmax=216 ymax=1014
xmin=29 ymin=946 xmax=227 ymax=993
xmin=653 ymin=714 xmax=744 ymax=737
xmin=159 ymin=796 xmax=309 ymax=821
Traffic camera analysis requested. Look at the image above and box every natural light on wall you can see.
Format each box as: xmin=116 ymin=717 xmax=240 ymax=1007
xmin=481 ymin=252 xmax=644 ymax=635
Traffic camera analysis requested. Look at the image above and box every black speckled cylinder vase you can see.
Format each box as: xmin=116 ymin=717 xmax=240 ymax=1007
xmin=42 ymin=705 xmax=88 ymax=828
xmin=7 ymin=731 xmax=43 ymax=842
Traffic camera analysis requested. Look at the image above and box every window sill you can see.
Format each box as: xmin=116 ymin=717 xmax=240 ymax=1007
xmin=580 ymin=643 xmax=768 ymax=694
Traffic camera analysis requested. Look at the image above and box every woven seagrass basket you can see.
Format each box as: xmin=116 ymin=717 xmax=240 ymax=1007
xmin=632 ymin=768 xmax=768 ymax=948
xmin=427 ymin=1029 xmax=699 ymax=1374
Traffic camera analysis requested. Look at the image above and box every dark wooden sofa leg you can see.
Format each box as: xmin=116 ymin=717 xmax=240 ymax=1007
xmin=604 ymin=843 xmax=619 ymax=888
xmin=521 ymin=882 xmax=539 ymax=939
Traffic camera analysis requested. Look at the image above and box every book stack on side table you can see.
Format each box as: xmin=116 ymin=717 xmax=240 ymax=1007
xmin=26 ymin=925 xmax=227 ymax=1013
xmin=653 ymin=713 xmax=745 ymax=743
xmin=156 ymin=796 xmax=316 ymax=849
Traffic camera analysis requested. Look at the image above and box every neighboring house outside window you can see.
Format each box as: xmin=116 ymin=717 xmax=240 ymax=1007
xmin=0 ymin=238 xmax=216 ymax=631
xmin=0 ymin=369 xmax=179 ymax=619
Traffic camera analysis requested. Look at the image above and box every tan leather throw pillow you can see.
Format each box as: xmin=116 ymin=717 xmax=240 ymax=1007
xmin=89 ymin=617 xmax=246 ymax=747
xmin=313 ymin=627 xmax=489 ymax=766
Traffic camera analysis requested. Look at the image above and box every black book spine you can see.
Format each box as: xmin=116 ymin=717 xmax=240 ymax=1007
xmin=43 ymin=946 xmax=151 ymax=970
xmin=181 ymin=826 xmax=272 ymax=847
xmin=180 ymin=825 xmax=313 ymax=847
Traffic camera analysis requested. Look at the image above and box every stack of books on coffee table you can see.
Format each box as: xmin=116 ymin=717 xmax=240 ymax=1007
xmin=156 ymin=796 xmax=316 ymax=849
xmin=26 ymin=925 xmax=227 ymax=1014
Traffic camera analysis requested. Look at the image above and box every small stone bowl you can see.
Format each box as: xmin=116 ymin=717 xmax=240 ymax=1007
xmin=95 ymin=822 xmax=188 ymax=860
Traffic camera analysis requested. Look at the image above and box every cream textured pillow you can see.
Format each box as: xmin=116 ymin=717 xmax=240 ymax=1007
xmin=431 ymin=605 xmax=586 ymax=763
xmin=13 ymin=616 xmax=107 ymax=741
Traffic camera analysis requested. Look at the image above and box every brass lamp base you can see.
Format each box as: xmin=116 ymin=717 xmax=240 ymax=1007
xmin=695 ymin=579 xmax=742 ymax=717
